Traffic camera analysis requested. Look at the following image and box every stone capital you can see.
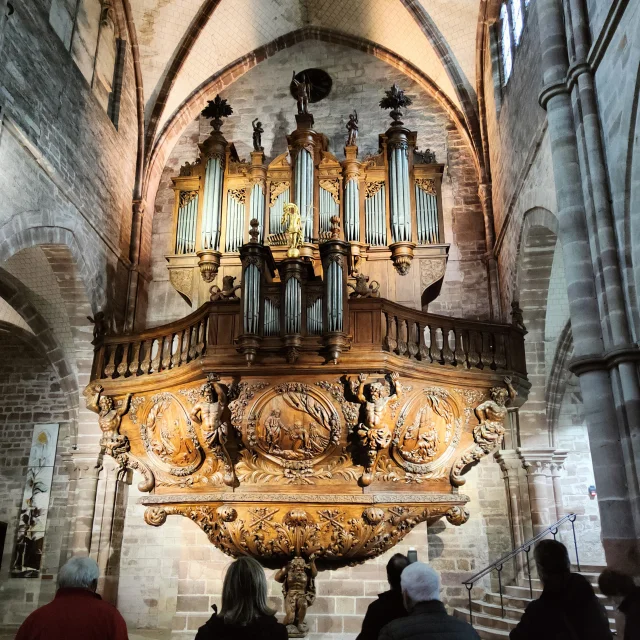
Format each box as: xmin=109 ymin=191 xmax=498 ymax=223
xmin=550 ymin=449 xmax=570 ymax=476
xmin=67 ymin=448 xmax=103 ymax=480
xmin=517 ymin=447 xmax=556 ymax=476
xmin=494 ymin=449 xmax=522 ymax=476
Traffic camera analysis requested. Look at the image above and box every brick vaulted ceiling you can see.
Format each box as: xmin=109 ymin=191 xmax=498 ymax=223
xmin=132 ymin=0 xmax=487 ymax=200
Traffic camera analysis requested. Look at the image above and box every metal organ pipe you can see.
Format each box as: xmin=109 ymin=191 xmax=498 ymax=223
xmin=243 ymin=263 xmax=260 ymax=334
xmin=202 ymin=157 xmax=223 ymax=250
xmin=344 ymin=179 xmax=359 ymax=242
xmin=270 ymin=188 xmax=290 ymax=234
xmin=250 ymin=184 xmax=265 ymax=242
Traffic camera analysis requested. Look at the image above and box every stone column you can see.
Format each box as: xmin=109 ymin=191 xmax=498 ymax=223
xmin=537 ymin=0 xmax=640 ymax=570
xmin=478 ymin=182 xmax=501 ymax=320
xmin=549 ymin=450 xmax=569 ymax=523
xmin=496 ymin=450 xmax=527 ymax=576
xmin=91 ymin=457 xmax=131 ymax=604
xmin=518 ymin=448 xmax=556 ymax=535
xmin=68 ymin=450 xmax=103 ymax=556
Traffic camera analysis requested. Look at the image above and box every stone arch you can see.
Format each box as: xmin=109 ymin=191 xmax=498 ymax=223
xmin=143 ymin=26 xmax=479 ymax=207
xmin=545 ymin=319 xmax=573 ymax=445
xmin=0 ymin=218 xmax=107 ymax=313
xmin=513 ymin=207 xmax=559 ymax=446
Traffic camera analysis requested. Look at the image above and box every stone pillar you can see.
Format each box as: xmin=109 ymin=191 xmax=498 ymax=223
xmin=478 ymin=182 xmax=501 ymax=320
xmin=518 ymin=448 xmax=556 ymax=535
xmin=91 ymin=457 xmax=131 ymax=604
xmin=68 ymin=450 xmax=103 ymax=556
xmin=496 ymin=450 xmax=527 ymax=576
xmin=549 ymin=450 xmax=569 ymax=523
xmin=537 ymin=0 xmax=640 ymax=570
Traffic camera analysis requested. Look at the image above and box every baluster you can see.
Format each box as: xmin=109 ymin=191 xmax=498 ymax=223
xmin=497 ymin=565 xmax=504 ymax=618
xmin=434 ymin=327 xmax=444 ymax=364
xmin=383 ymin=313 xmax=397 ymax=352
xmin=428 ymin=325 xmax=438 ymax=363
xmin=407 ymin=321 xmax=418 ymax=359
xmin=478 ymin=331 xmax=493 ymax=369
xmin=467 ymin=330 xmax=481 ymax=368
xmin=196 ymin=319 xmax=206 ymax=356
xmin=116 ymin=343 xmax=130 ymax=377
xmin=172 ymin=332 xmax=183 ymax=367
xmin=128 ymin=342 xmax=141 ymax=376
xmin=141 ymin=340 xmax=152 ymax=374
xmin=180 ymin=328 xmax=189 ymax=363
xmin=104 ymin=345 xmax=117 ymax=378
xmin=453 ymin=329 xmax=464 ymax=366
xmin=397 ymin=318 xmax=408 ymax=356
xmin=442 ymin=327 xmax=454 ymax=364
xmin=151 ymin=338 xmax=162 ymax=373
xmin=418 ymin=322 xmax=429 ymax=361
xmin=162 ymin=336 xmax=173 ymax=370
xmin=188 ymin=325 xmax=197 ymax=360
xmin=494 ymin=332 xmax=507 ymax=369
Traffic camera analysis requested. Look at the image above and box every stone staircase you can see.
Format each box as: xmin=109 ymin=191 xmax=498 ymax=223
xmin=453 ymin=565 xmax=618 ymax=638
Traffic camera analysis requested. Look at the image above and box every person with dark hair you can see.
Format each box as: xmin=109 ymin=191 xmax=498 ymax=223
xmin=598 ymin=569 xmax=640 ymax=640
xmin=510 ymin=539 xmax=612 ymax=640
xmin=356 ymin=553 xmax=411 ymax=640
xmin=195 ymin=556 xmax=287 ymax=640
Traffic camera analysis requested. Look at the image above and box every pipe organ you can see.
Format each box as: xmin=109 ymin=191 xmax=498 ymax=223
xmin=166 ymin=90 xmax=447 ymax=308
xmin=91 ymin=85 xmax=529 ymax=639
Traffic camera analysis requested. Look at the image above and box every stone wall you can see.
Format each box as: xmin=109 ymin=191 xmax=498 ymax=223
xmin=0 ymin=334 xmax=72 ymax=629
xmin=144 ymin=40 xmax=490 ymax=327
xmin=0 ymin=0 xmax=139 ymax=321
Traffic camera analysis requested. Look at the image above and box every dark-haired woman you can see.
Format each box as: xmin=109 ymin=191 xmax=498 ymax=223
xmin=195 ymin=556 xmax=287 ymax=640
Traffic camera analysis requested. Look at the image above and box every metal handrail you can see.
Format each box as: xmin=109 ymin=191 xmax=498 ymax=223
xmin=462 ymin=513 xmax=580 ymax=625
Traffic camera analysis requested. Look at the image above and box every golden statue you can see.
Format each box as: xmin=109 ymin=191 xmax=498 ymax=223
xmin=282 ymin=202 xmax=303 ymax=258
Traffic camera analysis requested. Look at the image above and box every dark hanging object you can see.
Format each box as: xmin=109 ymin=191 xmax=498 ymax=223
xmin=379 ymin=84 xmax=413 ymax=124
xmin=289 ymin=68 xmax=333 ymax=104
xmin=202 ymin=95 xmax=233 ymax=131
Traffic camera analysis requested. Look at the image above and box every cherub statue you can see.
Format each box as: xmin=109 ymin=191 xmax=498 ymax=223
xmin=275 ymin=556 xmax=317 ymax=636
xmin=450 ymin=377 xmax=517 ymax=486
xmin=292 ymin=71 xmax=310 ymax=114
xmin=252 ymin=118 xmax=264 ymax=152
xmin=84 ymin=383 xmax=132 ymax=442
xmin=346 ymin=110 xmax=358 ymax=146
xmin=190 ymin=374 xmax=235 ymax=486
xmin=355 ymin=372 xmax=402 ymax=486
xmin=348 ymin=273 xmax=380 ymax=298
xmin=473 ymin=376 xmax=517 ymax=448
xmin=210 ymin=275 xmax=241 ymax=301
xmin=281 ymin=202 xmax=303 ymax=258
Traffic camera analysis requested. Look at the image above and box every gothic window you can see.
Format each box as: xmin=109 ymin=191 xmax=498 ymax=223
xmin=49 ymin=0 xmax=123 ymax=124
xmin=498 ymin=0 xmax=530 ymax=87
xmin=500 ymin=4 xmax=513 ymax=84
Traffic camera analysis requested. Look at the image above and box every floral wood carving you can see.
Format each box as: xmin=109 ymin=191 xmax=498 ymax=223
xmin=270 ymin=181 xmax=290 ymax=206
xmin=450 ymin=377 xmax=517 ymax=486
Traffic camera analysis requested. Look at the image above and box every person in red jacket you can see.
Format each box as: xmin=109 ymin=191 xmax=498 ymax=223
xmin=15 ymin=556 xmax=129 ymax=640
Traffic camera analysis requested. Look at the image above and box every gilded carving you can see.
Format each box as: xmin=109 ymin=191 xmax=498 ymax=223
xmin=450 ymin=377 xmax=517 ymax=486
xmin=270 ymin=181 xmax=290 ymax=206
xmin=419 ymin=259 xmax=446 ymax=290
xmin=282 ymin=203 xmax=303 ymax=258
xmin=445 ymin=505 xmax=470 ymax=526
xmin=179 ymin=190 xmax=198 ymax=208
xmin=190 ymin=374 xmax=236 ymax=487
xmin=319 ymin=179 xmax=340 ymax=205
xmin=276 ymin=557 xmax=317 ymax=637
xmin=415 ymin=178 xmax=436 ymax=196
xmin=169 ymin=268 xmax=193 ymax=302
xmin=228 ymin=188 xmax=247 ymax=205
xmin=355 ymin=373 xmax=402 ymax=486
xmin=365 ymin=181 xmax=384 ymax=198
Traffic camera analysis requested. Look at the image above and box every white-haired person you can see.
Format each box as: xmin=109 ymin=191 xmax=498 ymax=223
xmin=195 ymin=556 xmax=287 ymax=640
xmin=15 ymin=556 xmax=128 ymax=640
xmin=379 ymin=562 xmax=479 ymax=640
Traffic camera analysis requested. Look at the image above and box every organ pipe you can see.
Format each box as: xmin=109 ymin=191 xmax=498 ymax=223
xmin=344 ymin=179 xmax=359 ymax=242
xmin=202 ymin=157 xmax=224 ymax=250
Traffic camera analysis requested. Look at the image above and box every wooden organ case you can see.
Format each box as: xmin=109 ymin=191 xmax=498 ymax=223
xmin=88 ymin=87 xmax=528 ymax=636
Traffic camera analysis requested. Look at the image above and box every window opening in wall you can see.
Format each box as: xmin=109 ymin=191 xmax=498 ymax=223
xmin=500 ymin=4 xmax=513 ymax=84
xmin=108 ymin=38 xmax=126 ymax=128
xmin=511 ymin=0 xmax=524 ymax=45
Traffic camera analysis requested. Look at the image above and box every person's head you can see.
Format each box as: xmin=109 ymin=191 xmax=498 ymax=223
xmin=534 ymin=539 xmax=570 ymax=585
xmin=400 ymin=562 xmax=441 ymax=611
xmin=220 ymin=557 xmax=275 ymax=626
xmin=386 ymin=553 xmax=410 ymax=591
xmin=598 ymin=569 xmax=636 ymax=605
xmin=57 ymin=556 xmax=100 ymax=592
